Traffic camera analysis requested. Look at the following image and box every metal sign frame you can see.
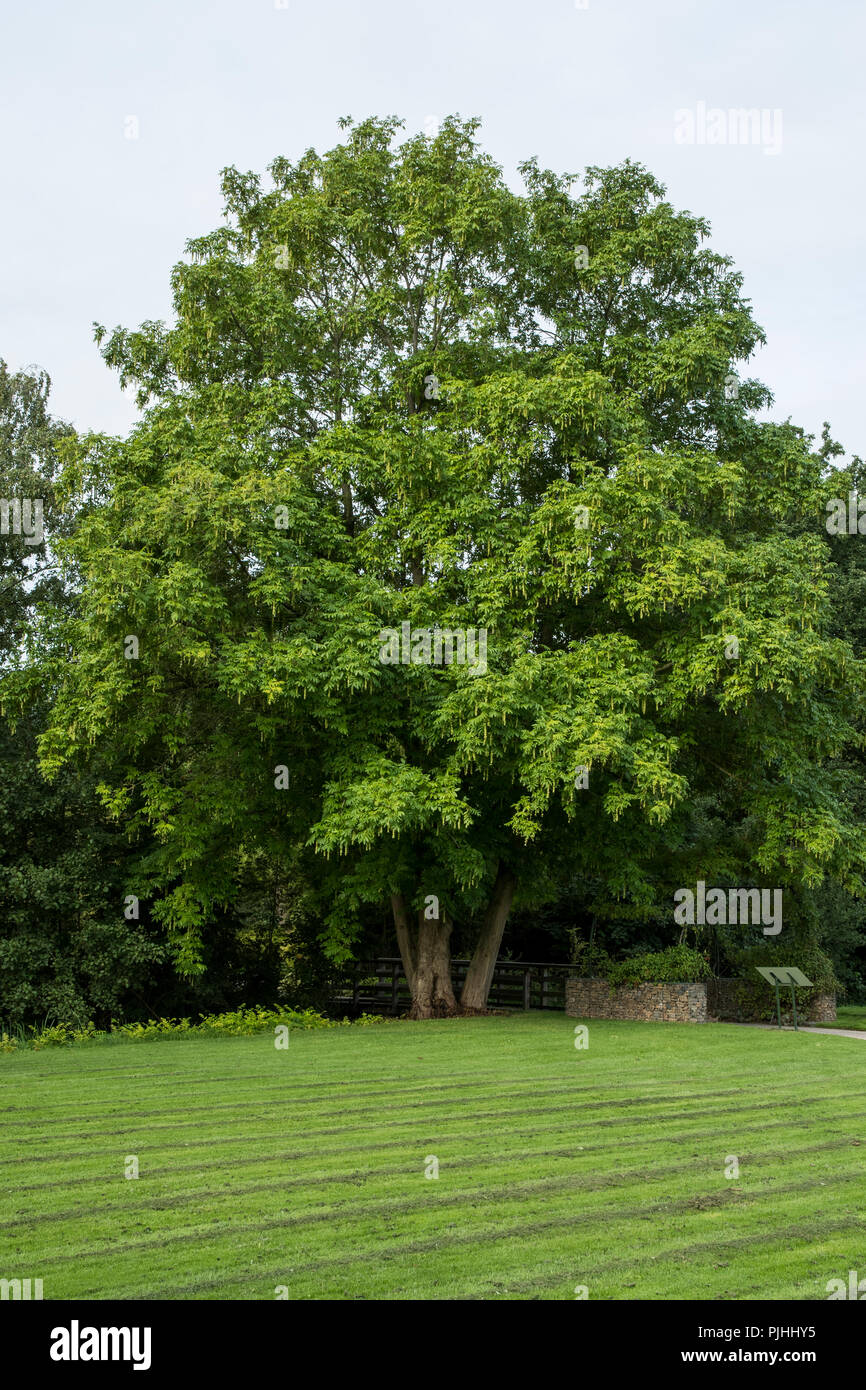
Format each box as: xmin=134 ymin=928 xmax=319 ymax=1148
xmin=755 ymin=966 xmax=813 ymax=1030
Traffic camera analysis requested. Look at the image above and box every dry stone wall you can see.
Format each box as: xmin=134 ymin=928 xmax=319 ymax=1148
xmin=565 ymin=976 xmax=836 ymax=1024
xmin=565 ymin=978 xmax=707 ymax=1023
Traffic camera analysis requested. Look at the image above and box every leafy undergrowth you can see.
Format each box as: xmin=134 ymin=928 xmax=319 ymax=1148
xmin=0 ymin=1006 xmax=386 ymax=1052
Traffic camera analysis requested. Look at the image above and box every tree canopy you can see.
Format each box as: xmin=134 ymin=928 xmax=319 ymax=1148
xmin=15 ymin=116 xmax=866 ymax=1017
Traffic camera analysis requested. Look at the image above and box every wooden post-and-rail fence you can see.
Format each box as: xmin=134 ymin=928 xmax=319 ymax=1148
xmin=331 ymin=957 xmax=572 ymax=1015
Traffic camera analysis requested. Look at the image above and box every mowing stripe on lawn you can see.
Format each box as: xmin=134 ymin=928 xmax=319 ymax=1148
xmin=4 ymin=1132 xmax=863 ymax=1233
xmin=4 ymin=1014 xmax=864 ymax=1299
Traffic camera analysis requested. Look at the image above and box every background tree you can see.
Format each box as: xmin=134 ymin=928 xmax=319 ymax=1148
xmin=0 ymin=362 xmax=167 ymax=1027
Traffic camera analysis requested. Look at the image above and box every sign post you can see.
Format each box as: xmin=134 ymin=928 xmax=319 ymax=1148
xmin=755 ymin=966 xmax=813 ymax=1030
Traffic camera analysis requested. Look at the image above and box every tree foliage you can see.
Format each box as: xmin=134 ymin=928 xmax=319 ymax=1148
xmin=14 ymin=117 xmax=866 ymax=1015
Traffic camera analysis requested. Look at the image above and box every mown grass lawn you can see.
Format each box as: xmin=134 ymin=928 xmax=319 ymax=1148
xmin=819 ymin=1005 xmax=866 ymax=1031
xmin=2 ymin=1012 xmax=865 ymax=1301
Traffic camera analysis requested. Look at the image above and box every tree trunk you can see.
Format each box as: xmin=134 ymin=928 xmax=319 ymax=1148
xmin=460 ymin=863 xmax=517 ymax=1011
xmin=391 ymin=894 xmax=458 ymax=1018
xmin=391 ymin=869 xmax=515 ymax=1019
xmin=391 ymin=892 xmax=416 ymax=995
xmin=341 ymin=475 xmax=355 ymax=536
xmin=410 ymin=909 xmax=457 ymax=1019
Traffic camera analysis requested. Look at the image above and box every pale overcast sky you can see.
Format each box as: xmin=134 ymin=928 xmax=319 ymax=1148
xmin=2 ymin=0 xmax=863 ymax=461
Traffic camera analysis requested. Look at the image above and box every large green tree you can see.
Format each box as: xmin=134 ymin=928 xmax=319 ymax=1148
xmin=32 ymin=117 xmax=866 ymax=1016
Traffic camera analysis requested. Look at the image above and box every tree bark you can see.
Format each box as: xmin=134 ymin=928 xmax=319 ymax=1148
xmin=410 ymin=908 xmax=457 ymax=1018
xmin=392 ymin=869 xmax=515 ymax=1019
xmin=391 ymin=892 xmax=416 ymax=994
xmin=392 ymin=894 xmax=458 ymax=1018
xmin=460 ymin=863 xmax=517 ymax=1011
xmin=341 ymin=475 xmax=355 ymax=536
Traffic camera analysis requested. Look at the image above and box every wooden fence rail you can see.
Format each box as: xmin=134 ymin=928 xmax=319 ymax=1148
xmin=331 ymin=957 xmax=572 ymax=1015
